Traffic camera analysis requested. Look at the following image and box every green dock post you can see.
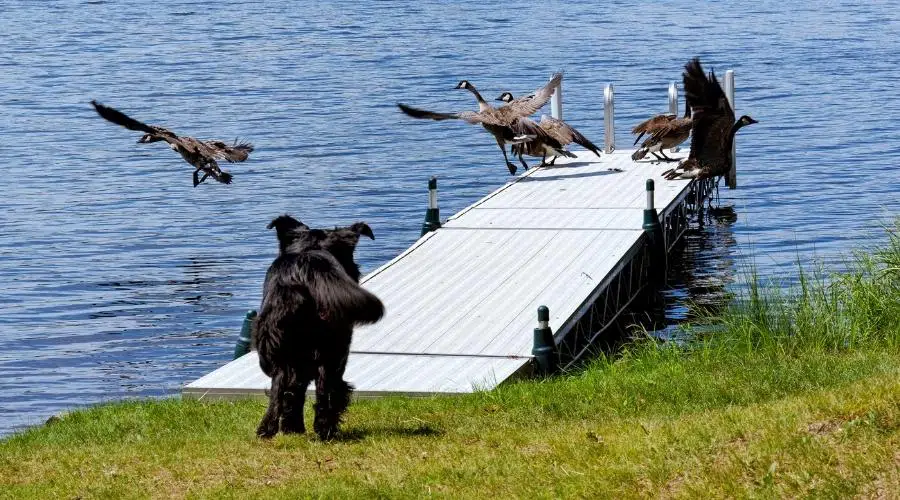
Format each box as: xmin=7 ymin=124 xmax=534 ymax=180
xmin=421 ymin=176 xmax=441 ymax=236
xmin=643 ymin=179 xmax=666 ymax=282
xmin=532 ymin=305 xmax=557 ymax=375
xmin=233 ymin=310 xmax=257 ymax=360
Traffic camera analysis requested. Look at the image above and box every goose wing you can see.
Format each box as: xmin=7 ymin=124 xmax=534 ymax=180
xmin=631 ymin=113 xmax=675 ymax=145
xmin=641 ymin=117 xmax=691 ymax=146
xmin=204 ymin=140 xmax=255 ymax=162
xmin=496 ymin=72 xmax=563 ymax=121
xmin=397 ymin=103 xmax=505 ymax=126
xmin=91 ymin=100 xmax=177 ymax=139
xmin=511 ymin=116 xmax=564 ymax=149
xmin=682 ymin=58 xmax=735 ymax=162
xmin=540 ymin=115 xmax=601 ymax=156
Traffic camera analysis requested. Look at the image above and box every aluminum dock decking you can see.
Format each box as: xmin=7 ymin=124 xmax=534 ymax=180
xmin=185 ymin=150 xmax=705 ymax=399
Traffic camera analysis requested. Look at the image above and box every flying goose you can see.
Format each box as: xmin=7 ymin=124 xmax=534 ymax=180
xmin=91 ymin=101 xmax=253 ymax=187
xmin=631 ymin=102 xmax=692 ymax=162
xmin=663 ymin=59 xmax=757 ymax=181
xmin=496 ymin=92 xmax=602 ymax=168
xmin=396 ymin=72 xmax=563 ymax=174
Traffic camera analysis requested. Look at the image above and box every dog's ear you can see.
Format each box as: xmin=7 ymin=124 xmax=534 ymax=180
xmin=267 ymin=214 xmax=307 ymax=231
xmin=350 ymin=222 xmax=374 ymax=240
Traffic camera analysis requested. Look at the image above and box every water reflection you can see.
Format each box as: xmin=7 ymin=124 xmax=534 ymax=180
xmin=652 ymin=204 xmax=741 ymax=339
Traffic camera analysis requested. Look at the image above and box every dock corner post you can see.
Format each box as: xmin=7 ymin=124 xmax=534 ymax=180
xmin=643 ymin=179 xmax=666 ymax=283
xmin=668 ymin=81 xmax=678 ymax=116
xmin=551 ymin=79 xmax=563 ymax=120
xmin=724 ymin=69 xmax=737 ymax=189
xmin=604 ymin=84 xmax=615 ymax=153
xmin=668 ymin=82 xmax=679 ymax=153
xmin=233 ymin=309 xmax=257 ymax=360
xmin=421 ymin=176 xmax=441 ymax=236
xmin=532 ymin=305 xmax=558 ymax=376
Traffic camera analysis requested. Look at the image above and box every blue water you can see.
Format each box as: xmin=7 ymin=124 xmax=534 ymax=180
xmin=2 ymin=0 xmax=899 ymax=435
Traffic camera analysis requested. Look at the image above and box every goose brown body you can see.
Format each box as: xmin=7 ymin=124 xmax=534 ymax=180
xmin=91 ymin=100 xmax=253 ymax=187
xmin=496 ymin=91 xmax=602 ymax=167
xmin=663 ymin=59 xmax=757 ymax=181
xmin=631 ymin=105 xmax=692 ymax=162
xmin=396 ymin=72 xmax=562 ymax=174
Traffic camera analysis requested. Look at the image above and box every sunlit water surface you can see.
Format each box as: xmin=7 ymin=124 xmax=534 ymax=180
xmin=2 ymin=0 xmax=899 ymax=435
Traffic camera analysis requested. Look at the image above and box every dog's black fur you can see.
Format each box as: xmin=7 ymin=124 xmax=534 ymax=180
xmin=253 ymin=215 xmax=383 ymax=440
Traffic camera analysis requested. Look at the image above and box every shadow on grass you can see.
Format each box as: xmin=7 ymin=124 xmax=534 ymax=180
xmin=336 ymin=423 xmax=444 ymax=442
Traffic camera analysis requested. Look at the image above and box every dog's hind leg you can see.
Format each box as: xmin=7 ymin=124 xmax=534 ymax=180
xmin=281 ymin=365 xmax=312 ymax=435
xmin=313 ymin=351 xmax=353 ymax=441
xmin=256 ymin=370 xmax=285 ymax=438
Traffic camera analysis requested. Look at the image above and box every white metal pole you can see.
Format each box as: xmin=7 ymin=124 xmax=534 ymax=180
xmin=668 ymin=81 xmax=678 ymax=116
xmin=604 ymin=84 xmax=615 ymax=153
xmin=668 ymin=81 xmax=678 ymax=153
xmin=724 ymin=70 xmax=736 ymax=189
xmin=551 ymin=81 xmax=562 ymax=120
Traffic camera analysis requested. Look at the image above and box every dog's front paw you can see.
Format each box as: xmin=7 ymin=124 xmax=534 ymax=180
xmin=256 ymin=419 xmax=279 ymax=439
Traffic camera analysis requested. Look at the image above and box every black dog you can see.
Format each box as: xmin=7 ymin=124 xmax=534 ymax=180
xmin=254 ymin=215 xmax=384 ymax=440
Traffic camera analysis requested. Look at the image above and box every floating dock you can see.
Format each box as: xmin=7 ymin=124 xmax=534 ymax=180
xmin=184 ymin=77 xmax=734 ymax=400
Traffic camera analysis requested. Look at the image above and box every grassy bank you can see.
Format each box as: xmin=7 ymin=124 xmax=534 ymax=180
xmin=2 ymin=227 xmax=899 ymax=498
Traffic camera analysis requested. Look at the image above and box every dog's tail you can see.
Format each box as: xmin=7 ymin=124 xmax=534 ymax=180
xmin=310 ymin=255 xmax=385 ymax=326
xmin=318 ymin=280 xmax=385 ymax=326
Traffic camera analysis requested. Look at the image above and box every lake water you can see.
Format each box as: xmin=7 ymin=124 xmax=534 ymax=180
xmin=2 ymin=0 xmax=899 ymax=436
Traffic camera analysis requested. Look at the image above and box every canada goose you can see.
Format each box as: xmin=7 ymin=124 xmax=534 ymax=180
xmin=396 ymin=72 xmax=563 ymax=175
xmin=631 ymin=102 xmax=692 ymax=162
xmin=663 ymin=59 xmax=758 ymax=181
xmin=91 ymin=100 xmax=253 ymax=187
xmin=497 ymin=92 xmax=602 ymax=168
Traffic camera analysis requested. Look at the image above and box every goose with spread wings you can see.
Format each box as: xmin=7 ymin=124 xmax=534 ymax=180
xmin=662 ymin=59 xmax=757 ymax=181
xmin=496 ymin=91 xmax=602 ymax=168
xmin=91 ymin=100 xmax=254 ymax=187
xmin=396 ymin=72 xmax=563 ymax=175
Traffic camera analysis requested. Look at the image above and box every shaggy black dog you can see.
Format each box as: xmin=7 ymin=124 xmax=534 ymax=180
xmin=254 ymin=215 xmax=384 ymax=440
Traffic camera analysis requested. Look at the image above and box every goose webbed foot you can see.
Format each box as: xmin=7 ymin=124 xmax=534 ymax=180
xmin=658 ymin=151 xmax=679 ymax=162
xmin=518 ymin=155 xmax=529 ymax=173
xmin=506 ymin=162 xmax=517 ymax=175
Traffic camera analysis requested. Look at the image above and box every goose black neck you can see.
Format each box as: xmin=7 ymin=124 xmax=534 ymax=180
xmin=682 ymin=104 xmax=691 ymax=119
xmin=728 ymin=120 xmax=748 ymax=142
xmin=465 ymin=85 xmax=487 ymax=105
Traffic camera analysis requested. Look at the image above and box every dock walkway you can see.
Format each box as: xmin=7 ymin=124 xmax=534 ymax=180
xmin=185 ymin=149 xmax=705 ymax=399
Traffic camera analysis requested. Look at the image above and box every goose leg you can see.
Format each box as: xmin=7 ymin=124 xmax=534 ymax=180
xmin=538 ymin=152 xmax=547 ymax=168
xmin=496 ymin=138 xmax=517 ymax=175
xmin=658 ymin=151 xmax=678 ymax=162
xmin=518 ymin=151 xmax=530 ymax=172
xmin=192 ymin=169 xmax=201 ymax=187
xmin=548 ymin=155 xmax=557 ymax=166
xmin=650 ymin=152 xmax=665 ymax=163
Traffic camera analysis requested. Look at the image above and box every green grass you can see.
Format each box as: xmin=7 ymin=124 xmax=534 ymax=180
xmin=3 ymin=224 xmax=900 ymax=498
